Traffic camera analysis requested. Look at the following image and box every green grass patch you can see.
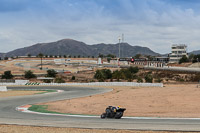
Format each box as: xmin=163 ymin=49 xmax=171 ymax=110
xmin=28 ymin=105 xmax=62 ymax=114
xmin=36 ymin=90 xmax=57 ymax=94
xmin=28 ymin=105 xmax=97 ymax=116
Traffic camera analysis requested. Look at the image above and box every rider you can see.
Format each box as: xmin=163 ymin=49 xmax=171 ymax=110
xmin=111 ymin=106 xmax=120 ymax=113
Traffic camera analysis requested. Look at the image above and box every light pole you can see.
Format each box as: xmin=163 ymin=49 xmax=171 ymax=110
xmin=118 ymin=36 xmax=121 ymax=58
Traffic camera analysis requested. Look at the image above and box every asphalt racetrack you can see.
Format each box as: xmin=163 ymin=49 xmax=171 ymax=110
xmin=1 ymin=86 xmax=200 ymax=131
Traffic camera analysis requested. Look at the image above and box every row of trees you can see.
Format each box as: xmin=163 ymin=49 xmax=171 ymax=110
xmin=33 ymin=53 xmax=96 ymax=58
xmin=94 ymin=67 xmax=156 ymax=83
xmin=179 ymin=54 xmax=200 ymax=64
xmin=1 ymin=69 xmax=57 ymax=79
xmin=94 ymin=67 xmax=140 ymax=82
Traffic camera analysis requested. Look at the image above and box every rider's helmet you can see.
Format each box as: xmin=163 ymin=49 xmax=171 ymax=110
xmin=116 ymin=106 xmax=120 ymax=110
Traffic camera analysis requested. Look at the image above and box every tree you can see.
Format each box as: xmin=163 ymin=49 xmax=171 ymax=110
xmin=94 ymin=70 xmax=106 ymax=82
xmin=63 ymin=55 xmax=67 ymax=58
xmin=145 ymin=74 xmax=153 ymax=83
xmin=78 ymin=55 xmax=81 ymax=58
xmin=179 ymin=55 xmax=189 ymax=64
xmin=106 ymin=54 xmax=116 ymax=58
xmin=4 ymin=57 xmax=8 ymax=60
xmin=189 ymin=54 xmax=194 ymax=61
xmin=192 ymin=54 xmax=200 ymax=63
xmin=27 ymin=54 xmax=31 ymax=57
xmin=71 ymin=76 xmax=76 ymax=80
xmin=102 ymin=69 xmax=112 ymax=79
xmin=47 ymin=69 xmax=57 ymax=77
xmin=24 ymin=70 xmax=36 ymax=79
xmin=98 ymin=53 xmax=104 ymax=58
xmin=128 ymin=66 xmax=139 ymax=74
xmin=2 ymin=71 xmax=13 ymax=79
xmin=112 ymin=70 xmax=121 ymax=81
xmin=134 ymin=54 xmax=141 ymax=59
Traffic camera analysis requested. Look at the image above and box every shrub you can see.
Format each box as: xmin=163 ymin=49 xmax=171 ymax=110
xmin=25 ymin=70 xmax=36 ymax=79
xmin=55 ymin=78 xmax=65 ymax=83
xmin=94 ymin=70 xmax=106 ymax=81
xmin=71 ymin=76 xmax=75 ymax=80
xmin=137 ymin=77 xmax=143 ymax=83
xmin=145 ymin=74 xmax=153 ymax=83
xmin=2 ymin=71 xmax=13 ymax=79
xmin=155 ymin=78 xmax=163 ymax=83
xmin=179 ymin=55 xmax=189 ymax=64
xmin=128 ymin=66 xmax=139 ymax=74
xmin=47 ymin=69 xmax=57 ymax=77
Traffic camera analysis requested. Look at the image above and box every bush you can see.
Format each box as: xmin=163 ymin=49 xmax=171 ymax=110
xmin=55 ymin=78 xmax=65 ymax=83
xmin=128 ymin=66 xmax=139 ymax=74
xmin=2 ymin=71 xmax=13 ymax=79
xmin=94 ymin=70 xmax=106 ymax=81
xmin=145 ymin=74 xmax=153 ymax=83
xmin=155 ymin=78 xmax=163 ymax=83
xmin=137 ymin=77 xmax=143 ymax=83
xmin=112 ymin=70 xmax=121 ymax=81
xmin=47 ymin=69 xmax=57 ymax=77
xmin=94 ymin=69 xmax=112 ymax=81
xmin=71 ymin=76 xmax=76 ymax=80
xmin=179 ymin=55 xmax=189 ymax=64
xmin=25 ymin=70 xmax=36 ymax=79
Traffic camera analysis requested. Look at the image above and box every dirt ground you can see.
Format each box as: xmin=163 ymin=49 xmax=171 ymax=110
xmin=40 ymin=84 xmax=200 ymax=118
xmin=0 ymin=90 xmax=45 ymax=98
xmin=0 ymin=124 xmax=197 ymax=133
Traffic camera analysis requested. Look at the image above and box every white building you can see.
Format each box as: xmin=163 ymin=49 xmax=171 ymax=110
xmin=169 ymin=44 xmax=188 ymax=63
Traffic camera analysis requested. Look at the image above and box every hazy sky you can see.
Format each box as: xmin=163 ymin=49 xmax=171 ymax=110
xmin=1 ymin=0 xmax=200 ymax=54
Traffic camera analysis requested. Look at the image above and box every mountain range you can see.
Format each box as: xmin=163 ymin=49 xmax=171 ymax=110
xmin=1 ymin=39 xmax=160 ymax=58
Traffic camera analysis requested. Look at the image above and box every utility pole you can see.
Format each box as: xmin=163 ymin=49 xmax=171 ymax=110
xmin=118 ymin=36 xmax=121 ymax=58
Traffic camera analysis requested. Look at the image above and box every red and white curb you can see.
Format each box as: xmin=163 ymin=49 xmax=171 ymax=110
xmin=15 ymin=105 xmax=200 ymax=120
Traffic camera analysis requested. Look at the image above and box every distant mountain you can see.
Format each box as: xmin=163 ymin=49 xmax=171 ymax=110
xmin=3 ymin=39 xmax=159 ymax=57
xmin=90 ymin=43 xmax=159 ymax=57
xmin=0 ymin=53 xmax=5 ymax=58
xmin=189 ymin=50 xmax=200 ymax=55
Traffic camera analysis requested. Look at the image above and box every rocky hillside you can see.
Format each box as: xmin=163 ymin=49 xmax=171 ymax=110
xmin=4 ymin=39 xmax=159 ymax=57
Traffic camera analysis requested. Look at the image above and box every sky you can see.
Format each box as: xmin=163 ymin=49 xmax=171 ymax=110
xmin=0 ymin=0 xmax=200 ymax=54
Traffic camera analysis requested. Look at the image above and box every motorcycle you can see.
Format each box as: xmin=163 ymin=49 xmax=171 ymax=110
xmin=100 ymin=106 xmax=126 ymax=119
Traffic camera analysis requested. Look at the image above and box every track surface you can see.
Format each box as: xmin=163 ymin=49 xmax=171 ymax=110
xmin=1 ymin=86 xmax=200 ymax=131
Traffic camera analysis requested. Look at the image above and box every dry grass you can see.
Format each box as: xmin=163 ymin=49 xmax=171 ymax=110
xmin=0 ymin=124 xmax=197 ymax=133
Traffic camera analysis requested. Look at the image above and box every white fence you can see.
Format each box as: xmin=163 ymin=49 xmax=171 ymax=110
xmin=0 ymin=82 xmax=163 ymax=87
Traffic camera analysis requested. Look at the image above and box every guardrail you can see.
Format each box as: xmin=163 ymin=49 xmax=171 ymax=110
xmin=0 ymin=82 xmax=163 ymax=87
xmin=144 ymin=66 xmax=200 ymax=73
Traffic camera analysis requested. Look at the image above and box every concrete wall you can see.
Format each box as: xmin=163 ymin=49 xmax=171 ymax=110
xmin=0 ymin=82 xmax=163 ymax=87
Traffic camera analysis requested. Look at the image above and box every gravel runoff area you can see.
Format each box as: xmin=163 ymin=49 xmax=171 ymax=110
xmin=40 ymin=84 xmax=200 ymax=118
xmin=0 ymin=124 xmax=198 ymax=133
